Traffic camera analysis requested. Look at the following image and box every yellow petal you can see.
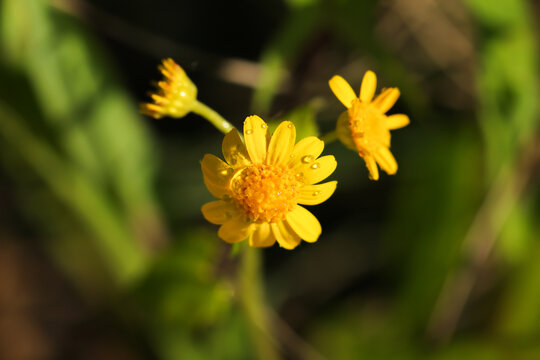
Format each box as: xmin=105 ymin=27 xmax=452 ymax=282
xmin=360 ymin=70 xmax=377 ymax=103
xmin=266 ymin=121 xmax=296 ymax=166
xmin=244 ymin=115 xmax=268 ymax=163
xmin=201 ymin=154 xmax=233 ymax=198
xmin=300 ymin=155 xmax=337 ymax=185
xmin=329 ymin=75 xmax=357 ymax=108
xmin=297 ymin=181 xmax=337 ymax=206
xmin=285 ymin=205 xmax=321 ymax=243
xmin=249 ymin=223 xmax=276 ymax=248
xmin=218 ymin=215 xmax=253 ymax=244
xmin=374 ymin=147 xmax=398 ymax=175
xmin=386 ymin=114 xmax=410 ymax=130
xmin=201 ymin=201 xmax=238 ymax=224
xmin=289 ymin=136 xmax=325 ymax=169
xmin=364 ymin=154 xmax=379 ymax=181
xmin=222 ymin=129 xmax=250 ymax=168
xmin=203 ymin=178 xmax=228 ymax=199
xmin=336 ymin=111 xmax=356 ymax=151
xmin=271 ymin=221 xmax=301 ymax=249
xmin=373 ymin=88 xmax=400 ymax=114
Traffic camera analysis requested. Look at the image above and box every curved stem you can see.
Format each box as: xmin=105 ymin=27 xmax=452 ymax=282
xmin=239 ymin=246 xmax=281 ymax=360
xmin=319 ymin=130 xmax=338 ymax=144
xmin=192 ymin=100 xmax=235 ymax=134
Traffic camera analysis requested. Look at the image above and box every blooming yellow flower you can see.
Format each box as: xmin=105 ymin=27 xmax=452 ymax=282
xmin=329 ymin=71 xmax=409 ymax=180
xmin=140 ymin=58 xmax=197 ymax=119
xmin=201 ymin=115 xmax=337 ymax=249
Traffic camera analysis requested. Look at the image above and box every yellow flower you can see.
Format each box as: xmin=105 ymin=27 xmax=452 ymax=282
xmin=140 ymin=58 xmax=197 ymax=119
xmin=329 ymin=71 xmax=409 ymax=180
xmin=201 ymin=115 xmax=337 ymax=249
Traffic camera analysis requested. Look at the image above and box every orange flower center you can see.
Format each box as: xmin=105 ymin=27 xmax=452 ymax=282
xmin=230 ymin=164 xmax=300 ymax=223
xmin=348 ymin=99 xmax=390 ymax=154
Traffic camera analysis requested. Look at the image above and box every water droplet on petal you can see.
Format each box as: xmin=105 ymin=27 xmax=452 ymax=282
xmin=228 ymin=168 xmax=235 ymax=174
xmin=312 ymin=191 xmax=321 ymax=196
xmin=287 ymin=123 xmax=293 ymax=128
xmin=310 ymin=163 xmax=320 ymax=170
xmin=290 ymin=154 xmax=295 ymax=158
xmin=246 ymin=129 xmax=253 ymax=135
xmin=296 ymin=172 xmax=303 ymax=179
xmin=301 ymin=155 xmax=314 ymax=164
xmin=261 ymin=123 xmax=268 ymax=129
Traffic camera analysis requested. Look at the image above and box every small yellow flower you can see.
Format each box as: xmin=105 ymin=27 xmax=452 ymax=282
xmin=140 ymin=58 xmax=197 ymax=119
xmin=329 ymin=71 xmax=409 ymax=180
xmin=201 ymin=115 xmax=337 ymax=249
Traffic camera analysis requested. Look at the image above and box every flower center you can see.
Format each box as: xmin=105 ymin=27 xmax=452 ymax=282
xmin=230 ymin=164 xmax=300 ymax=223
xmin=348 ymin=100 xmax=390 ymax=153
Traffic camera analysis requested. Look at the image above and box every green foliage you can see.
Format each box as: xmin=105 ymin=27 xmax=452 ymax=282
xmin=0 ymin=0 xmax=159 ymax=285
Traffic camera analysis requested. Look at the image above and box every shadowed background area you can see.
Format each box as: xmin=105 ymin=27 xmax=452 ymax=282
xmin=1 ymin=0 xmax=540 ymax=359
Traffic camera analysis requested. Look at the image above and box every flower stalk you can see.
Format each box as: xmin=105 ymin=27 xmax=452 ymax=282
xmin=191 ymin=100 xmax=235 ymax=134
xmin=239 ymin=246 xmax=281 ymax=360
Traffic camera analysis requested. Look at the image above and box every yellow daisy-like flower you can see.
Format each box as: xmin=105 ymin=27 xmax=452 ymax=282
xmin=140 ymin=58 xmax=197 ymax=119
xmin=329 ymin=71 xmax=409 ymax=180
xmin=201 ymin=115 xmax=337 ymax=249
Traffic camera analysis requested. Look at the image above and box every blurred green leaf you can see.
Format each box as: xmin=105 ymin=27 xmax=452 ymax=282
xmin=465 ymin=0 xmax=526 ymax=28
xmin=465 ymin=0 xmax=540 ymax=341
xmin=389 ymin=125 xmax=482 ymax=331
xmin=309 ymin=298 xmax=417 ymax=360
xmin=0 ymin=0 xmax=163 ymax=286
xmin=129 ymin=229 xmax=254 ymax=359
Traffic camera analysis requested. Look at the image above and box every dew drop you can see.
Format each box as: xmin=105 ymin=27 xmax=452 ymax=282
xmin=312 ymin=191 xmax=321 ymax=196
xmin=246 ymin=129 xmax=253 ymax=135
xmin=287 ymin=123 xmax=293 ymax=128
xmin=261 ymin=123 xmax=268 ymax=129
xmin=301 ymin=155 xmax=314 ymax=164
xmin=290 ymin=154 xmax=296 ymax=158
xmin=310 ymin=163 xmax=320 ymax=170
xmin=296 ymin=172 xmax=304 ymax=178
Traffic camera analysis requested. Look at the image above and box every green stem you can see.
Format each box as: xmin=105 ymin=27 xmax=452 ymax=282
xmin=320 ymin=129 xmax=338 ymax=144
xmin=239 ymin=246 xmax=281 ymax=360
xmin=192 ymin=100 xmax=235 ymax=134
xmin=0 ymin=102 xmax=148 ymax=286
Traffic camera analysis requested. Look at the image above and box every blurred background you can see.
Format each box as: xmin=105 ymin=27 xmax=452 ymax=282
xmin=1 ymin=0 xmax=540 ymax=359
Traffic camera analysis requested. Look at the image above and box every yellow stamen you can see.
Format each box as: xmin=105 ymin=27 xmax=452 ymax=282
xmin=230 ymin=164 xmax=301 ymax=223
xmin=348 ymin=99 xmax=390 ymax=155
